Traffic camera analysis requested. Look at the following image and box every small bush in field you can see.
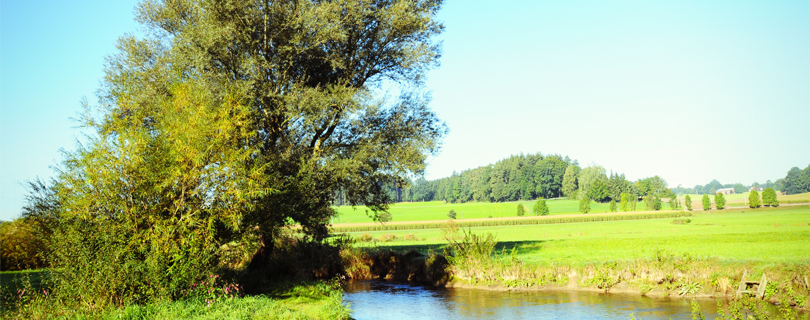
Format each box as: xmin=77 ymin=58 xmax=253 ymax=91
xmin=378 ymin=234 xmax=397 ymax=242
xmin=533 ymin=198 xmax=549 ymax=216
xmin=715 ymin=193 xmax=726 ymax=210
xmin=762 ymin=188 xmax=777 ymax=207
xmin=357 ymin=233 xmax=374 ymax=242
xmin=749 ymin=190 xmax=761 ymax=208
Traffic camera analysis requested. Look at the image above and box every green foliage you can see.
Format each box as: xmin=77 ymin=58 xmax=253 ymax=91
xmin=444 ymin=227 xmax=497 ymax=262
xmin=31 ymin=0 xmax=447 ymax=310
xmin=588 ymin=179 xmax=610 ymax=202
xmin=644 ymin=195 xmax=662 ymax=211
xmin=749 ymin=190 xmax=761 ymax=208
xmin=783 ymin=165 xmax=810 ymax=195
xmin=579 ymin=197 xmax=591 ymax=214
xmin=762 ymin=187 xmax=777 ymax=207
xmin=620 ymin=193 xmax=630 ymax=212
xmin=609 ymin=199 xmax=617 ymax=212
xmin=561 ymin=165 xmax=580 ymax=199
xmin=447 ymin=209 xmax=457 ymax=220
xmin=516 ymin=204 xmax=526 ymax=216
xmin=3 ymin=276 xmax=350 ymax=320
xmin=578 ymin=165 xmax=607 ymax=198
xmin=715 ymin=193 xmax=726 ymax=209
xmin=685 ymin=195 xmax=692 ymax=211
xmin=533 ymin=155 xmax=568 ymax=199
xmin=377 ymin=211 xmax=393 ymax=223
xmin=678 ymin=282 xmax=702 ymax=296
xmin=636 ymin=176 xmax=670 ymax=198
xmin=533 ymin=198 xmax=549 ymax=216
xmin=47 ymin=78 xmax=263 ymax=306
xmin=0 ymin=219 xmax=49 ymax=271
xmin=702 ymin=194 xmax=712 ymax=211
xmin=607 ymin=173 xmax=635 ymax=203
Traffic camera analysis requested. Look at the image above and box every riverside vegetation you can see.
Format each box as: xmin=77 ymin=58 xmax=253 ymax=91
xmin=2 ymin=0 xmax=446 ymax=318
xmin=339 ymin=205 xmax=810 ymax=318
xmin=3 ymin=0 xmax=809 ymax=318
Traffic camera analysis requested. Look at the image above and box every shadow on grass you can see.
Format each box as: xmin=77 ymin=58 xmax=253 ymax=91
xmin=0 ymin=269 xmax=47 ymax=310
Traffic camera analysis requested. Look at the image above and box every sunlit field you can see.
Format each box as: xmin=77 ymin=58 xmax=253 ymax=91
xmin=333 ymin=192 xmax=810 ymax=223
xmin=339 ymin=207 xmax=810 ymax=264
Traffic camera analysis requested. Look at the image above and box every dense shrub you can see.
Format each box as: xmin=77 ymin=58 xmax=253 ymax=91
xmin=762 ymin=188 xmax=777 ymax=207
xmin=643 ymin=195 xmax=662 ymax=211
xmin=685 ymin=195 xmax=692 ymax=211
xmin=620 ymin=193 xmax=630 ymax=212
xmin=447 ymin=209 xmax=457 ymax=219
xmin=516 ymin=204 xmax=525 ymax=217
xmin=443 ymin=226 xmax=496 ymax=262
xmin=715 ymin=193 xmax=726 ymax=209
xmin=702 ymin=194 xmax=712 ymax=211
xmin=0 ymin=218 xmax=49 ymax=271
xmin=579 ymin=197 xmax=591 ymax=214
xmin=533 ymin=198 xmax=549 ymax=216
xmin=749 ymin=190 xmax=761 ymax=208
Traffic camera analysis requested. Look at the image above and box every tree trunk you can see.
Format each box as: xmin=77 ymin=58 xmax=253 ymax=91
xmin=247 ymin=233 xmax=272 ymax=271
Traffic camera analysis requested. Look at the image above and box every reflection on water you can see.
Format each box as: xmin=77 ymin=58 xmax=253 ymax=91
xmin=344 ymin=280 xmax=721 ymax=319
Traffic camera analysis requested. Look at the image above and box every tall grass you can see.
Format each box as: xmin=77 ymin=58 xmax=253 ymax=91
xmin=1 ymin=276 xmax=350 ymax=320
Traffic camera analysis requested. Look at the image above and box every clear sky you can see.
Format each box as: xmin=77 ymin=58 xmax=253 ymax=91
xmin=2 ymin=1 xmax=809 ymax=221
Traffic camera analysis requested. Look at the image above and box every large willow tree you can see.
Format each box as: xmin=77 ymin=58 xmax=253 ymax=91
xmin=52 ymin=0 xmax=445 ymax=304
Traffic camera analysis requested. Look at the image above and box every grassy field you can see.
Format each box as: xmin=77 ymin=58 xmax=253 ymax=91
xmin=334 ymin=199 xmax=632 ymax=223
xmin=339 ymin=207 xmax=810 ymax=264
xmin=333 ymin=192 xmax=810 ymax=223
xmin=0 ymin=271 xmax=350 ymax=319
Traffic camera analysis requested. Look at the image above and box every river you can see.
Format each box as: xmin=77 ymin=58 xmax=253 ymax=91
xmin=344 ymin=280 xmax=724 ymax=319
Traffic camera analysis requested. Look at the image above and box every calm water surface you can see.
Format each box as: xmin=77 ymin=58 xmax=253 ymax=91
xmin=344 ymin=280 xmax=722 ymax=319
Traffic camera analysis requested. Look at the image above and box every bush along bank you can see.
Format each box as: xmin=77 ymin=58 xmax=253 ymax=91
xmin=0 ymin=232 xmax=358 ymax=320
xmin=340 ymin=246 xmax=451 ymax=285
xmin=431 ymin=227 xmax=810 ymax=316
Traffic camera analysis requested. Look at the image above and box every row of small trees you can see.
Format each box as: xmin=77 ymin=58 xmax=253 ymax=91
xmin=680 ymin=187 xmax=780 ymax=211
xmin=447 ymin=184 xmax=779 ymax=219
xmin=447 ymin=186 xmax=783 ymax=219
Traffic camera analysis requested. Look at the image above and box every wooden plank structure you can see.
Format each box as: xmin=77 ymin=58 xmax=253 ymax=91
xmin=736 ymin=270 xmax=768 ymax=299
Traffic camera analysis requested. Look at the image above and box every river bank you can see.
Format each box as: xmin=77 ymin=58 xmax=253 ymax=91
xmin=344 ymin=247 xmax=808 ymax=305
xmin=339 ymin=209 xmax=810 ymax=317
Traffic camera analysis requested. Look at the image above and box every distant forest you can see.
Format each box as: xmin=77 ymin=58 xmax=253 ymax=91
xmin=334 ymin=156 xmax=810 ymax=205
xmin=336 ymin=153 xmax=670 ymax=205
xmin=671 ymin=164 xmax=810 ymax=196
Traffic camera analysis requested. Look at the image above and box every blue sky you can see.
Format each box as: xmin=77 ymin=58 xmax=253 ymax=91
xmin=2 ymin=1 xmax=809 ymax=221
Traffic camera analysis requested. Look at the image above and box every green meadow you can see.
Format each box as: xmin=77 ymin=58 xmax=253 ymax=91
xmin=0 ymin=272 xmax=349 ymax=320
xmin=339 ymin=207 xmax=810 ymax=264
xmin=333 ymin=192 xmax=810 ymax=223
xmin=334 ymin=199 xmax=627 ymax=223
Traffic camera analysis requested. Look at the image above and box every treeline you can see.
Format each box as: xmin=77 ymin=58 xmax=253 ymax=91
xmin=780 ymin=164 xmax=810 ymax=195
xmin=362 ymin=153 xmax=675 ymax=204
xmin=670 ymin=164 xmax=810 ymax=196
xmin=673 ymin=179 xmax=777 ymax=195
